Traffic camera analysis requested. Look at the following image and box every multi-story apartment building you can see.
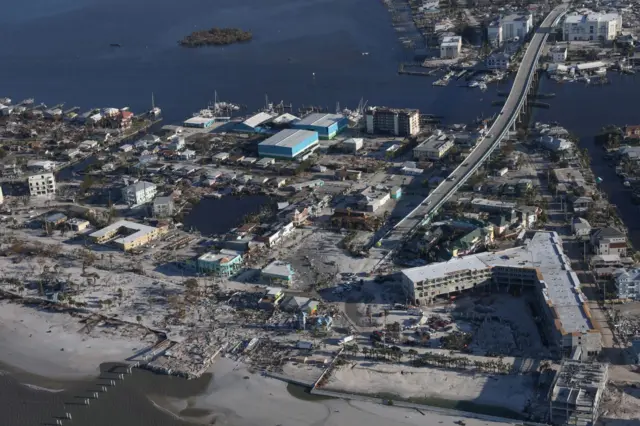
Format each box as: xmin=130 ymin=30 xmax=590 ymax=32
xmin=440 ymin=36 xmax=462 ymax=58
xmin=563 ymin=11 xmax=621 ymax=41
xmin=28 ymin=172 xmax=56 ymax=197
xmin=365 ymin=107 xmax=420 ymax=137
xmin=401 ymin=231 xmax=601 ymax=360
xmin=501 ymin=13 xmax=533 ymax=40
xmin=615 ymin=268 xmax=640 ymax=300
xmin=122 ymin=181 xmax=157 ymax=206
xmin=590 ymin=226 xmax=627 ymax=256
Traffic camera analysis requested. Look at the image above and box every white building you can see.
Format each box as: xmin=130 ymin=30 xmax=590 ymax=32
xmin=28 ymin=173 xmax=56 ymax=197
xmin=0 ymin=186 xmax=4 ymax=204
xmin=563 ymin=12 xmax=621 ymax=41
xmin=365 ymin=107 xmax=420 ymax=136
xmin=153 ymin=196 xmax=174 ymax=218
xmin=501 ymin=13 xmax=533 ymax=41
xmin=79 ymin=140 xmax=99 ymax=151
xmin=413 ymin=133 xmax=454 ymax=160
xmin=486 ymin=52 xmax=512 ymax=70
xmin=401 ymin=231 xmax=601 ymax=359
xmin=440 ymin=36 xmax=462 ymax=59
xmin=615 ymin=268 xmax=640 ymax=300
xmin=551 ymin=46 xmax=568 ymax=63
xmin=122 ymin=181 xmax=157 ymax=206
xmin=343 ymin=138 xmax=363 ymax=153
xmin=487 ymin=21 xmax=503 ymax=46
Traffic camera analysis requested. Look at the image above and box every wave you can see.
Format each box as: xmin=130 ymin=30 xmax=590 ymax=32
xmin=21 ymin=383 xmax=65 ymax=393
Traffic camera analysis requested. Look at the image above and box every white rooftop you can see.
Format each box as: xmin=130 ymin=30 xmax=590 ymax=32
xmin=90 ymin=220 xmax=158 ymax=245
xmin=184 ymin=116 xmax=214 ymax=125
xmin=242 ymin=112 xmax=275 ymax=128
xmin=259 ymin=129 xmax=318 ymax=149
xmin=296 ymin=113 xmax=344 ymax=128
xmin=402 ymin=232 xmax=595 ymax=335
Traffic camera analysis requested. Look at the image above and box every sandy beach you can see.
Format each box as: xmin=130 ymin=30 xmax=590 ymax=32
xmin=154 ymin=357 xmax=525 ymax=426
xmin=324 ymin=362 xmax=534 ymax=413
xmin=0 ymin=301 xmax=526 ymax=426
xmin=0 ymin=301 xmax=153 ymax=379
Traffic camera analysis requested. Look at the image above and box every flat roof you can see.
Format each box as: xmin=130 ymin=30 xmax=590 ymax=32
xmin=259 ymin=129 xmax=318 ymax=149
xmin=242 ymin=112 xmax=275 ymax=128
xmin=90 ymin=220 xmax=158 ymax=245
xmin=198 ymin=249 xmax=242 ymax=264
xmin=124 ymin=181 xmax=156 ymax=193
xmin=402 ymin=231 xmax=596 ymax=335
xmin=296 ymin=113 xmax=344 ymax=128
xmin=184 ymin=116 xmax=215 ymax=125
xmin=262 ymin=260 xmax=294 ymax=278
xmin=415 ymin=134 xmax=453 ymax=151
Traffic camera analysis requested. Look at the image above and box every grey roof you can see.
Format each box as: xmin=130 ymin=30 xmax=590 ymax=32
xmin=124 ymin=181 xmax=156 ymax=193
xmin=259 ymin=129 xmax=318 ymax=149
xmin=592 ymin=226 xmax=625 ymax=240
xmin=296 ymin=113 xmax=344 ymax=128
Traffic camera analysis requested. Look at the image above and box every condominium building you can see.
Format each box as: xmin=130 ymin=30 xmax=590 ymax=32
xmin=153 ymin=196 xmax=174 ymax=218
xmin=501 ymin=13 xmax=533 ymax=40
xmin=89 ymin=220 xmax=165 ymax=251
xmin=122 ymin=181 xmax=157 ymax=206
xmin=440 ymin=36 xmax=462 ymax=59
xmin=549 ymin=360 xmax=608 ymax=426
xmin=365 ymin=107 xmax=420 ymax=137
xmin=563 ymin=11 xmax=621 ymax=41
xmin=614 ymin=268 xmax=640 ymax=300
xmin=401 ymin=231 xmax=601 ymax=359
xmin=28 ymin=172 xmax=56 ymax=197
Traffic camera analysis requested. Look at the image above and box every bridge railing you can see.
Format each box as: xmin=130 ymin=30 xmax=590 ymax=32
xmin=393 ymin=7 xmax=567 ymax=240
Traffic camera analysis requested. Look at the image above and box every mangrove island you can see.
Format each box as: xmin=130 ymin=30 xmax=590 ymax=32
xmin=179 ymin=27 xmax=253 ymax=47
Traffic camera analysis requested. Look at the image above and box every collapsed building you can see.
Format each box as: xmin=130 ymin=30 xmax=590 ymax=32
xmin=401 ymin=231 xmax=601 ymax=360
xmin=548 ymin=360 xmax=608 ymax=426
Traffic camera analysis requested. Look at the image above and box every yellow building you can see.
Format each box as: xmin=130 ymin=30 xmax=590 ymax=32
xmin=89 ymin=220 xmax=166 ymax=251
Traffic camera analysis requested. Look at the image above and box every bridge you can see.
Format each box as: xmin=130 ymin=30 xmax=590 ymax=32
xmin=373 ymin=4 xmax=569 ymax=266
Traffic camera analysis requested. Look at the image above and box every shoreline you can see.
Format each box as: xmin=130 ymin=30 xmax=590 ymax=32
xmin=0 ymin=299 xmax=527 ymax=426
xmin=0 ymin=300 xmax=153 ymax=381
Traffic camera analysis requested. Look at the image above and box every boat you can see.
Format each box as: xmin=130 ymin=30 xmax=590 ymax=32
xmin=478 ymin=82 xmax=487 ymax=91
xmin=624 ymin=181 xmax=631 ymax=188
xmin=148 ymin=92 xmax=161 ymax=117
xmin=468 ymin=81 xmax=479 ymax=88
xmin=362 ymin=52 xmax=369 ymax=56
xmin=110 ymin=43 xmax=122 ymax=48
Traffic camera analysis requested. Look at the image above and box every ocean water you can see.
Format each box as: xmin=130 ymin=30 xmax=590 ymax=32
xmin=0 ymin=0 xmax=503 ymax=124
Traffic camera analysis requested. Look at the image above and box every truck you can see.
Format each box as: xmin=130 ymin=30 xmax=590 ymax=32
xmin=338 ymin=335 xmax=355 ymax=345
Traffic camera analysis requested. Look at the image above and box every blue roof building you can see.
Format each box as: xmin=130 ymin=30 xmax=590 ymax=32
xmin=291 ymin=113 xmax=348 ymax=139
xmin=258 ymin=129 xmax=319 ymax=159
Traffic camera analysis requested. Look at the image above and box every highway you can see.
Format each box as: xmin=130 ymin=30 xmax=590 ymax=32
xmin=375 ymin=4 xmax=569 ymax=260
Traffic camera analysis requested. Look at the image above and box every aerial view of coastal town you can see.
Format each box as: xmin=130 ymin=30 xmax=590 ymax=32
xmin=4 ymin=0 xmax=640 ymax=425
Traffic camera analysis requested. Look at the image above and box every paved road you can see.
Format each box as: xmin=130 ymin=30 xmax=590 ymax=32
xmin=374 ymin=4 xmax=569 ymax=259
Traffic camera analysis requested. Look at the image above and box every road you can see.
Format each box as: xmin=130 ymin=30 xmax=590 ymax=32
xmin=373 ymin=3 xmax=569 ymax=261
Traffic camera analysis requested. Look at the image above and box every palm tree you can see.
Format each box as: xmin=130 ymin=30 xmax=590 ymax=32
xmin=362 ymin=347 xmax=369 ymax=360
xmin=407 ymin=349 xmax=418 ymax=364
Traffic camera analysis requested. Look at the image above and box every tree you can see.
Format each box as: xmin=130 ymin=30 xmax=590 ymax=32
xmin=136 ymin=315 xmax=142 ymax=324
xmin=407 ymin=349 xmax=418 ymax=364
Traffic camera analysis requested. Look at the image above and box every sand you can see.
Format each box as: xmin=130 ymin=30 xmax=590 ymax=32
xmin=0 ymin=301 xmax=152 ymax=379
xmin=157 ymin=357 xmax=523 ymax=426
xmin=0 ymin=301 xmax=525 ymax=426
xmin=325 ymin=362 xmax=534 ymax=413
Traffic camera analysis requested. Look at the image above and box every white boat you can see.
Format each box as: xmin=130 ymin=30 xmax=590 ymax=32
xmin=478 ymin=82 xmax=487 ymax=91
xmin=148 ymin=93 xmax=161 ymax=117
xmin=468 ymin=81 xmax=479 ymax=88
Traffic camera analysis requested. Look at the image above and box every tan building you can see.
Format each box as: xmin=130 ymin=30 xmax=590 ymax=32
xmin=89 ymin=220 xmax=166 ymax=251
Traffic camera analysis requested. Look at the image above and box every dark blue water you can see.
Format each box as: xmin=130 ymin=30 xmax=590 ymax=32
xmin=533 ymin=73 xmax=640 ymax=246
xmin=0 ymin=0 xmax=503 ymax=125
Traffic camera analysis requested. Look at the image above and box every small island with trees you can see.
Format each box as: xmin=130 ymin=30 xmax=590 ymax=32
xmin=179 ymin=27 xmax=253 ymax=47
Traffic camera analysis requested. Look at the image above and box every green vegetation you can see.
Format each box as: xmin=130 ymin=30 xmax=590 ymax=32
xmin=179 ymin=27 xmax=252 ymax=47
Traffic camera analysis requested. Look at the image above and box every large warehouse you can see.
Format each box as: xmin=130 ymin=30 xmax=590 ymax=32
xmin=291 ymin=113 xmax=348 ymax=139
xmin=258 ymin=129 xmax=319 ymax=159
